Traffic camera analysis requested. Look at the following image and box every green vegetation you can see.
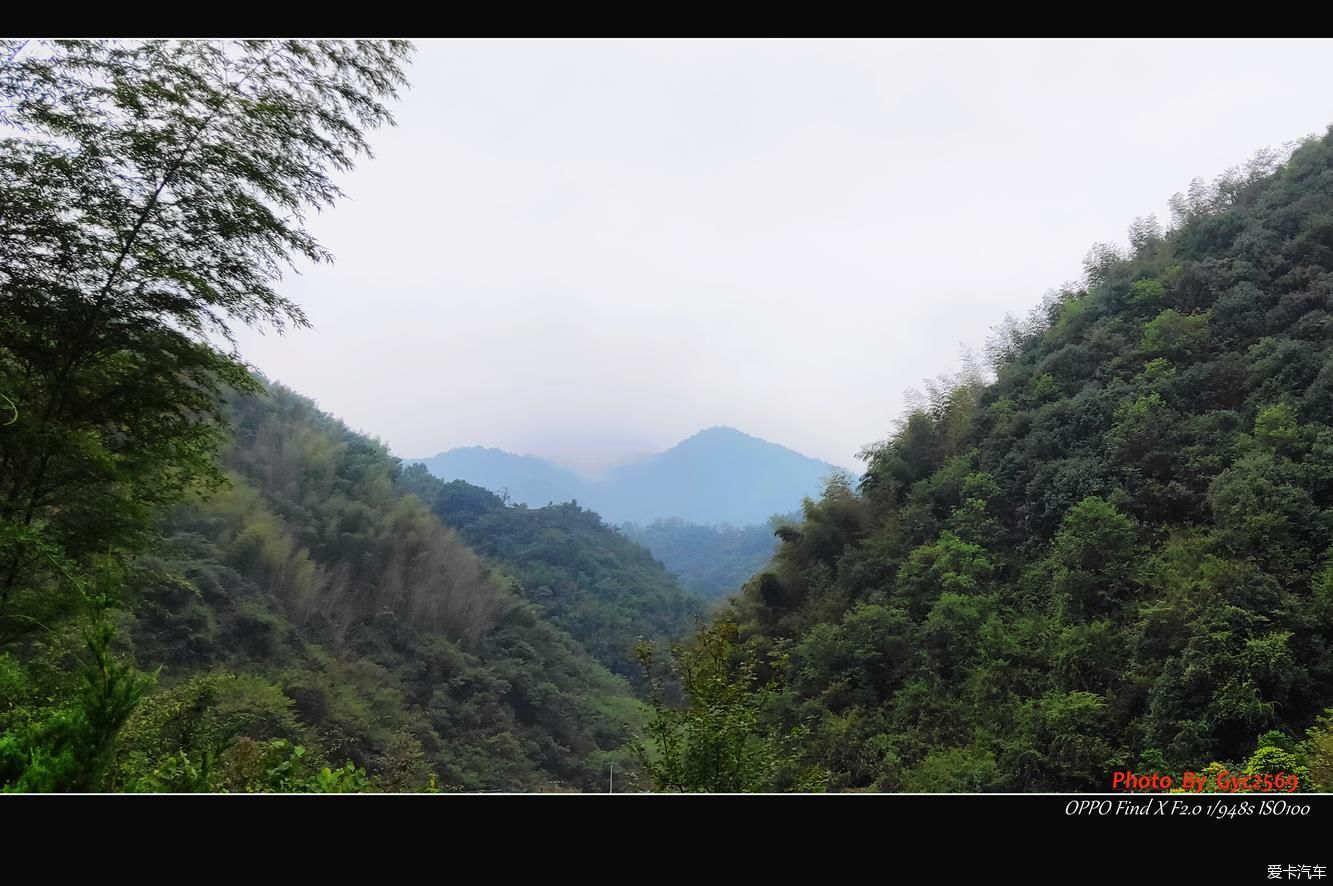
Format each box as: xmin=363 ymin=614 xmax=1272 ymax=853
xmin=0 ymin=38 xmax=413 ymax=791
xmin=3 ymin=377 xmax=649 ymax=792
xmin=633 ymin=618 xmax=823 ymax=792
xmin=620 ymin=517 xmax=787 ymax=600
xmin=662 ymin=131 xmax=1333 ymax=791
xmin=399 ymin=468 xmax=705 ymax=682
xmin=117 ymin=384 xmax=643 ymax=791
xmin=0 ymin=40 xmax=645 ymax=793
xmin=8 ymin=38 xmax=1333 ymax=794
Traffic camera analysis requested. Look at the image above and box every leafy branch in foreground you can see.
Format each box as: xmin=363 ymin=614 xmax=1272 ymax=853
xmin=633 ymin=619 xmax=824 ymax=792
xmin=0 ymin=559 xmax=154 ymax=791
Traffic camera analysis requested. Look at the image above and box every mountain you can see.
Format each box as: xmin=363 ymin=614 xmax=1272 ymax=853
xmin=410 ymin=447 xmax=584 ymax=508
xmin=598 ymin=427 xmax=848 ymax=525
xmin=667 ymin=130 xmax=1333 ymax=792
xmin=412 ymin=427 xmax=850 ymax=527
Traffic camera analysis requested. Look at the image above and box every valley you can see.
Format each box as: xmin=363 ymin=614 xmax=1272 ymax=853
xmin=5 ymin=38 xmax=1333 ymax=797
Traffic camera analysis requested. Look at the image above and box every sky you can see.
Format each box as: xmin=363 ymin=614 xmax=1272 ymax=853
xmin=229 ymin=38 xmax=1333 ymax=474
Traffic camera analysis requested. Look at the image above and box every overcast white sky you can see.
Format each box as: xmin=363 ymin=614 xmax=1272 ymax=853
xmin=231 ymin=38 xmax=1333 ymax=473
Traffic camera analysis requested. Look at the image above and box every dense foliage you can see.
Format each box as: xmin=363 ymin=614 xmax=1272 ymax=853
xmin=0 ymin=38 xmax=417 ymax=791
xmin=633 ymin=617 xmax=824 ymax=792
xmin=621 ymin=517 xmax=787 ymax=600
xmin=4 ymin=383 xmax=647 ymax=791
xmin=674 ymin=131 xmax=1333 ymax=792
xmin=129 ymin=385 xmax=644 ymax=790
xmin=399 ymin=468 xmax=705 ymax=682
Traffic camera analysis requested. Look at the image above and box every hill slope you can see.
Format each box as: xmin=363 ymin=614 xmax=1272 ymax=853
xmin=113 ymin=384 xmax=645 ymax=791
xmin=620 ymin=517 xmax=788 ymax=600
xmin=704 ymin=131 xmax=1333 ymax=792
xmin=398 ymin=469 xmax=706 ymax=681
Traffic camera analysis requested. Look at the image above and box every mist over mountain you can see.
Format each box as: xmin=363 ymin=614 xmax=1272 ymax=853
xmin=410 ymin=426 xmax=852 ymax=526
xmin=412 ymin=446 xmax=585 ymax=507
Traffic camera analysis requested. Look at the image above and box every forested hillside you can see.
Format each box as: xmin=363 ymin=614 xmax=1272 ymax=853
xmin=652 ymin=131 xmax=1333 ymax=792
xmin=9 ymin=383 xmax=644 ymax=791
xmin=398 ymin=467 xmax=705 ymax=681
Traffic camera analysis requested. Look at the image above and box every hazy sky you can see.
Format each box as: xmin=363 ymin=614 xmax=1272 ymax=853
xmin=230 ymin=38 xmax=1333 ymax=473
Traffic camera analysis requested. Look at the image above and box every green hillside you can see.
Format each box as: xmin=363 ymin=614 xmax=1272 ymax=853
xmin=620 ymin=518 xmax=787 ymax=600
xmin=399 ymin=467 xmax=705 ymax=682
xmin=6 ymin=384 xmax=645 ymax=791
xmin=657 ymin=131 xmax=1333 ymax=792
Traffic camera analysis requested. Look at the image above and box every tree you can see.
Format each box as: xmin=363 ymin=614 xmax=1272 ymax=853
xmin=894 ymin=531 xmax=993 ymax=621
xmin=633 ymin=619 xmax=820 ymax=792
xmin=1305 ymin=711 xmax=1333 ymax=791
xmin=0 ymin=560 xmax=154 ymax=791
xmin=1050 ymin=497 xmax=1139 ymax=622
xmin=0 ymin=39 xmax=411 ymax=640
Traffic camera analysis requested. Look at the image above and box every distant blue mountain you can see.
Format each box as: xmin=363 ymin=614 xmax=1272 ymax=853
xmin=408 ymin=446 xmax=584 ymax=507
xmin=408 ymin=427 xmax=851 ymax=526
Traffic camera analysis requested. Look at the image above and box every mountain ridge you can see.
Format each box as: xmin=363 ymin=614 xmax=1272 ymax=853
xmin=409 ymin=425 xmax=853 ymax=525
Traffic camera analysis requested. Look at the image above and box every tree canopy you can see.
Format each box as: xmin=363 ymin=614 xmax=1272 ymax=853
xmin=671 ymin=129 xmax=1333 ymax=792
